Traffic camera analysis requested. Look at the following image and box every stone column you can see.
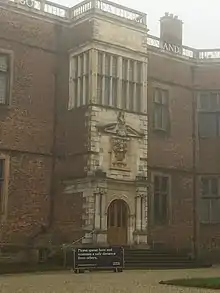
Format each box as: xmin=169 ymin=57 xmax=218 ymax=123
xmin=101 ymin=191 xmax=107 ymax=230
xmin=135 ymin=186 xmax=148 ymax=245
xmin=95 ymin=187 xmax=108 ymax=244
xmin=94 ymin=191 xmax=101 ymax=230
xmin=141 ymin=196 xmax=147 ymax=230
xmin=136 ymin=196 xmax=141 ymax=231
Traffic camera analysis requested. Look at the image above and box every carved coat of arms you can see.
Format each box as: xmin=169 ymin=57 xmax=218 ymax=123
xmin=112 ymin=112 xmax=128 ymax=168
xmin=97 ymin=111 xmax=144 ymax=170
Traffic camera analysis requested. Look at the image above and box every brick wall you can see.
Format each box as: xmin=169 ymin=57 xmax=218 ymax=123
xmin=0 ymin=4 xmax=89 ymax=245
xmin=148 ymin=50 xmax=220 ymax=255
xmin=148 ymin=52 xmax=194 ymax=251
xmin=0 ymin=7 xmax=57 ymax=243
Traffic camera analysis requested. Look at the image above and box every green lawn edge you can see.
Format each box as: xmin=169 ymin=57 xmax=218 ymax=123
xmin=159 ymin=277 xmax=220 ymax=290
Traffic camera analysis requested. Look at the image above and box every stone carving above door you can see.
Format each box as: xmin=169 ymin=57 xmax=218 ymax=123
xmin=111 ymin=136 xmax=128 ymax=168
xmin=97 ymin=111 xmax=144 ymax=138
xmin=97 ymin=112 xmax=144 ymax=170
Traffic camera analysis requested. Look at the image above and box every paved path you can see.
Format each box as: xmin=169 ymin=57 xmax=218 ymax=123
xmin=0 ymin=267 xmax=220 ymax=292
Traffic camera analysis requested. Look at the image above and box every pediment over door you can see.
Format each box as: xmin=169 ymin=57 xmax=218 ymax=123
xmin=97 ymin=112 xmax=144 ymax=138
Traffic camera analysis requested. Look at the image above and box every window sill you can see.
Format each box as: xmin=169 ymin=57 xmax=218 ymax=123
xmin=152 ymin=222 xmax=170 ymax=227
xmin=199 ymin=136 xmax=220 ymax=139
xmin=0 ymin=103 xmax=10 ymax=109
xmin=200 ymin=222 xmax=220 ymax=226
xmin=152 ymin=128 xmax=170 ymax=137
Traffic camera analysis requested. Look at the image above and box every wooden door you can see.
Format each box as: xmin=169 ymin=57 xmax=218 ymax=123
xmin=107 ymin=200 xmax=128 ymax=246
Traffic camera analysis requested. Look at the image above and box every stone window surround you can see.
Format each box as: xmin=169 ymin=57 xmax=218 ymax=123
xmin=197 ymin=91 xmax=220 ymax=138
xmin=68 ymin=43 xmax=147 ymax=113
xmin=0 ymin=48 xmax=14 ymax=107
xmin=0 ymin=153 xmax=10 ymax=220
xmin=199 ymin=175 xmax=220 ymax=224
xmin=150 ymin=171 xmax=172 ymax=226
xmin=151 ymin=82 xmax=170 ymax=133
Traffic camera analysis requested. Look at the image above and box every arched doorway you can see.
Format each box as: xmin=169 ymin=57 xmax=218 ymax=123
xmin=107 ymin=199 xmax=128 ymax=246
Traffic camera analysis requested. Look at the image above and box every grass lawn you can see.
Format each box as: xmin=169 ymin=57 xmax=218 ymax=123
xmin=159 ymin=277 xmax=220 ymax=289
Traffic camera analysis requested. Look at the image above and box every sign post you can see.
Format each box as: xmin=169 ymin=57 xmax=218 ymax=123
xmin=73 ymin=247 xmax=124 ymax=273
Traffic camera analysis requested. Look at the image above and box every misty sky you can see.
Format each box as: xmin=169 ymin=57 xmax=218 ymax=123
xmin=53 ymin=0 xmax=219 ymax=49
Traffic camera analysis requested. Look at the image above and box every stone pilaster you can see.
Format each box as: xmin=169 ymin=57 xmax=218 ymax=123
xmin=134 ymin=185 xmax=148 ymax=245
xmin=93 ymin=182 xmax=108 ymax=244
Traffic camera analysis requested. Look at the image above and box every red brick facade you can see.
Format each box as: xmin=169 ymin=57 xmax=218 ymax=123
xmin=1 ymin=0 xmax=220 ymax=261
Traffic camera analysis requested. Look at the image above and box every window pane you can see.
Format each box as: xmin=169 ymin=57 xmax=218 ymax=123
xmin=200 ymin=199 xmax=210 ymax=223
xmin=199 ymin=92 xmax=210 ymax=110
xmin=129 ymin=60 xmax=134 ymax=81
xmin=104 ymin=77 xmax=110 ymax=105
xmin=162 ymin=106 xmax=169 ymax=130
xmin=210 ymin=93 xmax=218 ymax=110
xmin=154 ymin=104 xmax=163 ymax=129
xmin=198 ymin=113 xmax=217 ymax=137
xmin=0 ymin=180 xmax=3 ymax=212
xmin=154 ymin=89 xmax=162 ymax=103
xmin=211 ymin=199 xmax=220 ymax=223
xmin=129 ymin=82 xmax=133 ymax=110
xmin=0 ymin=55 xmax=7 ymax=72
xmin=97 ymin=75 xmax=102 ymax=104
xmin=98 ymin=52 xmax=103 ymax=74
xmin=121 ymin=80 xmax=126 ymax=109
xmin=85 ymin=52 xmax=89 ymax=74
xmin=0 ymin=160 xmax=4 ymax=179
xmin=79 ymin=55 xmax=83 ymax=76
xmin=154 ymin=193 xmax=160 ymax=223
xmin=105 ymin=54 xmax=110 ymax=75
xmin=161 ymin=177 xmax=168 ymax=192
xmin=112 ymin=56 xmax=117 ymax=77
xmin=162 ymin=90 xmax=168 ymax=105
xmin=112 ymin=78 xmax=117 ymax=107
xmin=85 ymin=76 xmax=89 ymax=104
xmin=136 ymin=84 xmax=141 ymax=112
xmin=201 ymin=178 xmax=209 ymax=196
xmin=0 ymin=73 xmax=7 ymax=104
xmin=80 ymin=78 xmax=83 ymax=105
xmin=161 ymin=194 xmax=168 ymax=223
xmin=212 ymin=199 xmax=220 ymax=223
xmin=122 ymin=59 xmax=127 ymax=80
xmin=75 ymin=57 xmax=78 ymax=78
xmin=211 ymin=178 xmax=218 ymax=196
xmin=154 ymin=176 xmax=160 ymax=192
xmin=217 ymin=114 xmax=220 ymax=136
xmin=137 ymin=62 xmax=142 ymax=83
xmin=74 ymin=79 xmax=78 ymax=107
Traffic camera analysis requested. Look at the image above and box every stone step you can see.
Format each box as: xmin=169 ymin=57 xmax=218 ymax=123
xmin=123 ymin=248 xmax=199 ymax=269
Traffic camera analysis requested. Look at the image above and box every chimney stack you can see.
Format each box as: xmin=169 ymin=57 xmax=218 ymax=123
xmin=160 ymin=13 xmax=183 ymax=46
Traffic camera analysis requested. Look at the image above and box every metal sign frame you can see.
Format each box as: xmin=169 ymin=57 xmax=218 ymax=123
xmin=73 ymin=246 xmax=124 ymax=273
